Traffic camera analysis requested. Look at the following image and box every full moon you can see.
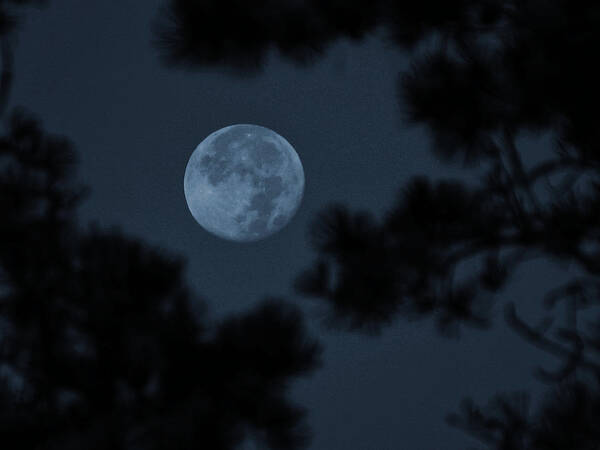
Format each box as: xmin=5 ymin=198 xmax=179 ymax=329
xmin=184 ymin=124 xmax=305 ymax=242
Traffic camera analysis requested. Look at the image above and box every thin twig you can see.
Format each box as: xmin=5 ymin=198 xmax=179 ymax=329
xmin=505 ymin=303 xmax=600 ymax=375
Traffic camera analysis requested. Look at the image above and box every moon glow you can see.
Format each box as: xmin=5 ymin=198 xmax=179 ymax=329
xmin=184 ymin=125 xmax=305 ymax=242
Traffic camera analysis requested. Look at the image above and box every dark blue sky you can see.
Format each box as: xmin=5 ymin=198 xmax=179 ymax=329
xmin=12 ymin=1 xmax=570 ymax=448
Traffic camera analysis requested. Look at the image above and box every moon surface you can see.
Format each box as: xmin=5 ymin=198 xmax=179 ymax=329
xmin=184 ymin=124 xmax=305 ymax=242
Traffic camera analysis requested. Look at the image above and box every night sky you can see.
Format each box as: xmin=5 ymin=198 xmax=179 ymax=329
xmin=11 ymin=1 xmax=575 ymax=448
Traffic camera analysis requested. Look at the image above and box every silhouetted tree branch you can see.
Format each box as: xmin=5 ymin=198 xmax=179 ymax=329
xmin=447 ymin=381 xmax=600 ymax=450
xmin=287 ymin=1 xmax=600 ymax=337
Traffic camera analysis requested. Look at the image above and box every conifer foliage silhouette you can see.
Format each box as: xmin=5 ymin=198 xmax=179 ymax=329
xmin=0 ymin=6 xmax=320 ymax=450
xmin=153 ymin=1 xmax=600 ymax=448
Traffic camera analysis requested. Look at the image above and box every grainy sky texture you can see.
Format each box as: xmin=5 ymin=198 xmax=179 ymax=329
xmin=11 ymin=1 xmax=571 ymax=448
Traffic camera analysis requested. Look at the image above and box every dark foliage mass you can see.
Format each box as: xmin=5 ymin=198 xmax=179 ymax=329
xmin=287 ymin=0 xmax=600 ymax=346
xmin=153 ymin=0 xmax=520 ymax=72
xmin=153 ymin=0 xmax=379 ymax=72
xmin=0 ymin=108 xmax=321 ymax=449
xmin=154 ymin=0 xmax=600 ymax=447
xmin=401 ymin=0 xmax=600 ymax=165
